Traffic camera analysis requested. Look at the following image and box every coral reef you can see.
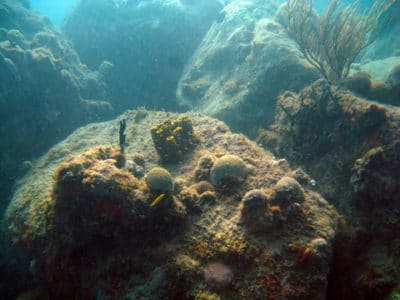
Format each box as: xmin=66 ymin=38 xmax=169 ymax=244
xmin=3 ymin=143 xmax=185 ymax=298
xmin=151 ymin=115 xmax=199 ymax=163
xmin=260 ymin=79 xmax=400 ymax=298
xmin=2 ymin=110 xmax=339 ymax=299
xmin=261 ymin=79 xmax=390 ymax=212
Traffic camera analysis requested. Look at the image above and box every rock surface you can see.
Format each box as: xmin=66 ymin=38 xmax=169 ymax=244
xmin=2 ymin=110 xmax=338 ymax=299
xmin=359 ymin=1 xmax=400 ymax=61
xmin=258 ymin=79 xmax=400 ymax=298
xmin=356 ymin=56 xmax=400 ymax=82
xmin=63 ymin=0 xmax=223 ymax=113
xmin=176 ymin=1 xmax=319 ymax=137
xmin=0 ymin=0 xmax=113 ymax=213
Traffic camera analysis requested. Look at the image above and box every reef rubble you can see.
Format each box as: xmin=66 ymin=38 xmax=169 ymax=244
xmin=2 ymin=110 xmax=339 ymax=299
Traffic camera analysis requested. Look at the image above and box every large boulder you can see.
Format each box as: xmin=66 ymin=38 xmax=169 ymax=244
xmin=1 ymin=109 xmax=339 ymax=299
xmin=359 ymin=1 xmax=400 ymax=61
xmin=63 ymin=0 xmax=223 ymax=112
xmin=0 ymin=0 xmax=113 ymax=213
xmin=176 ymin=1 xmax=319 ymax=137
xmin=258 ymin=79 xmax=400 ymax=298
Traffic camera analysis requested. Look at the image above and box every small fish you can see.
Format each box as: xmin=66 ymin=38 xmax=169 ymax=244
xmin=150 ymin=193 xmax=166 ymax=207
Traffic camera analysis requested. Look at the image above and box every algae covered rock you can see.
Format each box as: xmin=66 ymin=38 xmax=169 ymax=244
xmin=342 ymin=70 xmax=399 ymax=105
xmin=272 ymin=176 xmax=305 ymax=208
xmin=261 ymin=79 xmax=391 ymax=210
xmin=359 ymin=1 xmax=400 ymax=61
xmin=194 ymin=154 xmax=216 ymax=181
xmin=387 ymin=64 xmax=400 ymax=102
xmin=176 ymin=1 xmax=318 ymax=136
xmin=1 ymin=110 xmax=339 ymax=299
xmin=261 ymin=79 xmax=400 ymax=299
xmin=240 ymin=189 xmax=270 ymax=233
xmin=343 ymin=142 xmax=400 ymax=298
xmin=351 ymin=141 xmax=400 ymax=206
xmin=52 ymin=146 xmax=147 ymax=245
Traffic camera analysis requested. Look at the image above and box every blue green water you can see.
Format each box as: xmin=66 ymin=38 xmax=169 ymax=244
xmin=30 ymin=0 xmax=378 ymax=28
xmin=30 ymin=0 xmax=79 ymax=27
xmin=0 ymin=0 xmax=398 ymax=298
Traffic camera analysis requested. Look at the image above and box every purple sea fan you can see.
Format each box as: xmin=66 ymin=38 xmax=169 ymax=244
xmin=204 ymin=262 xmax=234 ymax=289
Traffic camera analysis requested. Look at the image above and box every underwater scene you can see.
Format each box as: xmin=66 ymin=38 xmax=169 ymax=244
xmin=0 ymin=0 xmax=399 ymax=299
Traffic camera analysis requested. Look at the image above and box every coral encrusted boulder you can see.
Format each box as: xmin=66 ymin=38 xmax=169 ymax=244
xmin=2 ymin=110 xmax=339 ymax=299
xmin=259 ymin=79 xmax=400 ymax=299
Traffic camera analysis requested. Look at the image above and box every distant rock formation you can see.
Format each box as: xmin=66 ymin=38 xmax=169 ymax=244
xmin=0 ymin=0 xmax=113 ymax=213
xmin=176 ymin=1 xmax=319 ymax=137
xmin=63 ymin=0 xmax=223 ymax=112
xmin=360 ymin=1 xmax=400 ymax=61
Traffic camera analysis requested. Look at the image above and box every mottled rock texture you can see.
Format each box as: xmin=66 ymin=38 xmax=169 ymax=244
xmin=176 ymin=0 xmax=319 ymax=137
xmin=2 ymin=110 xmax=338 ymax=299
xmin=359 ymin=1 xmax=400 ymax=61
xmin=0 ymin=0 xmax=112 ymax=213
xmin=259 ymin=79 xmax=400 ymax=298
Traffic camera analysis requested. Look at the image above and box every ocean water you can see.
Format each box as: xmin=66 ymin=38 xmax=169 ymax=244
xmin=29 ymin=0 xmax=380 ymax=25
xmin=27 ymin=0 xmax=381 ymax=28
xmin=30 ymin=0 xmax=79 ymax=27
xmin=0 ymin=0 xmax=399 ymax=299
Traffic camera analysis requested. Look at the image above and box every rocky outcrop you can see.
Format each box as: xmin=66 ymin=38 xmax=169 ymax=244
xmin=342 ymin=59 xmax=400 ymax=106
xmin=176 ymin=1 xmax=319 ymax=137
xmin=0 ymin=0 xmax=113 ymax=213
xmin=258 ymin=79 xmax=400 ymax=298
xmin=63 ymin=0 xmax=223 ymax=113
xmin=1 ymin=110 xmax=339 ymax=299
xmin=360 ymin=1 xmax=400 ymax=61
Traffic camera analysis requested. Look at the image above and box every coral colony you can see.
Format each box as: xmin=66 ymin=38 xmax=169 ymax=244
xmin=1 ymin=0 xmax=400 ymax=299
xmin=3 ymin=113 xmax=339 ymax=298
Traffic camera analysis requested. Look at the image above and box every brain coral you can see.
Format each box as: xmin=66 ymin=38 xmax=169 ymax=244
xmin=210 ymin=154 xmax=248 ymax=187
xmin=145 ymin=167 xmax=174 ymax=192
